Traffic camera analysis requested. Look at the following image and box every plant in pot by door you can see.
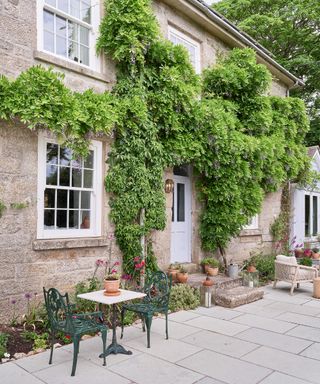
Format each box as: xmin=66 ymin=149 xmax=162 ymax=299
xmin=207 ymin=258 xmax=219 ymax=276
xmin=104 ymin=261 xmax=121 ymax=296
xmin=168 ymin=263 xmax=181 ymax=282
xmin=176 ymin=266 xmax=188 ymax=283
xmin=201 ymin=257 xmax=219 ymax=275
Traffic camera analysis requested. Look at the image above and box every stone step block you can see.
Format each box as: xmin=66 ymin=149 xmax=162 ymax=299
xmin=215 ymin=286 xmax=264 ymax=308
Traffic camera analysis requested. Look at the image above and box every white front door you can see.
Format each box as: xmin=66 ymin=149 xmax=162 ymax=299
xmin=171 ymin=173 xmax=191 ymax=263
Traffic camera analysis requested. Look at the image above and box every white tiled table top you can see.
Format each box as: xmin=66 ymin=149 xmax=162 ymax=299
xmin=77 ymin=289 xmax=146 ymax=305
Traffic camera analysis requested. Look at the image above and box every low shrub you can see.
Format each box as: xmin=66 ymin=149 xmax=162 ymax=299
xmin=0 ymin=332 xmax=9 ymax=360
xmin=169 ymin=284 xmax=200 ymax=312
xmin=299 ymin=257 xmax=313 ymax=267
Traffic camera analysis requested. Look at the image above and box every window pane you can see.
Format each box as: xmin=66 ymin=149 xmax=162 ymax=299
xmin=79 ymin=26 xmax=89 ymax=46
xmin=57 ymin=0 xmax=68 ymax=12
xmin=305 ymin=195 xmax=310 ymax=236
xmin=56 ymin=36 xmax=67 ymax=56
xmin=72 ymin=168 xmax=82 ymax=187
xmin=60 ymin=147 xmax=72 ymax=166
xmin=44 ymin=31 xmax=54 ymax=52
xmin=44 ymin=189 xmax=55 ymax=208
xmin=47 ymin=143 xmax=58 ymax=164
xmin=44 ymin=210 xmax=55 ymax=228
xmin=81 ymin=191 xmax=90 ymax=209
xmin=57 ymin=189 xmax=68 ymax=208
xmin=313 ymin=196 xmax=318 ymax=236
xmin=84 ymin=150 xmax=94 ymax=169
xmin=172 ymin=188 xmax=174 ymax=222
xmin=80 ymin=45 xmax=89 ymax=65
xmin=70 ymin=0 xmax=80 ymax=18
xmin=80 ymin=210 xmax=90 ymax=229
xmin=69 ymin=210 xmax=79 ymax=228
xmin=56 ymin=16 xmax=67 ymax=38
xmin=68 ymin=40 xmax=79 ymax=62
xmin=46 ymin=165 xmax=58 ymax=185
xmin=57 ymin=210 xmax=67 ymax=228
xmin=45 ymin=0 xmax=56 ymax=6
xmin=69 ymin=190 xmax=80 ymax=208
xmin=81 ymin=0 xmax=91 ymax=23
xmin=43 ymin=11 xmax=54 ymax=32
xmin=68 ymin=21 xmax=78 ymax=41
xmin=59 ymin=167 xmax=70 ymax=186
xmin=177 ymin=183 xmax=185 ymax=222
xmin=83 ymin=169 xmax=93 ymax=188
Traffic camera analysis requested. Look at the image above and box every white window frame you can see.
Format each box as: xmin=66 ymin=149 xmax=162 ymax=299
xmin=37 ymin=0 xmax=100 ymax=71
xmin=37 ymin=134 xmax=102 ymax=239
xmin=244 ymin=214 xmax=259 ymax=230
xmin=168 ymin=26 xmax=201 ymax=74
xmin=304 ymin=191 xmax=320 ymax=239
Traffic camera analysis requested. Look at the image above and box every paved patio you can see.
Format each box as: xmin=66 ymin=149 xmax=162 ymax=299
xmin=2 ymin=282 xmax=320 ymax=384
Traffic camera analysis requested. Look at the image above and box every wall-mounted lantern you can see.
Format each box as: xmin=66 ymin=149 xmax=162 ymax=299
xmin=165 ymin=179 xmax=174 ymax=193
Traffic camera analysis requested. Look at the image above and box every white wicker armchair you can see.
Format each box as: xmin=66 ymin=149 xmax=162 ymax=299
xmin=273 ymin=255 xmax=318 ymax=295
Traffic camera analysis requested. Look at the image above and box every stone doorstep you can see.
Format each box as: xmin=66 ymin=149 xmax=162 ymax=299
xmin=214 ymin=286 xmax=264 ymax=308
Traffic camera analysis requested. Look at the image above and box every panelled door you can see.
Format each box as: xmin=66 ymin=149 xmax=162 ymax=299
xmin=170 ymin=167 xmax=191 ymax=263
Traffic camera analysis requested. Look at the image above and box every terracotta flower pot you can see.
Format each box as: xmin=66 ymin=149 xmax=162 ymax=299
xmin=176 ymin=272 xmax=188 ymax=283
xmin=313 ymin=253 xmax=320 ymax=260
xmin=168 ymin=269 xmax=179 ymax=282
xmin=294 ymin=249 xmax=304 ymax=258
xmin=247 ymin=265 xmax=256 ymax=273
xmin=104 ymin=279 xmax=120 ymax=293
xmin=202 ymin=277 xmax=214 ymax=286
xmin=207 ymin=267 xmax=218 ymax=276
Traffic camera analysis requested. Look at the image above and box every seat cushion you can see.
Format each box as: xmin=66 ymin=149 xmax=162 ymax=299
xmin=276 ymin=255 xmax=297 ymax=265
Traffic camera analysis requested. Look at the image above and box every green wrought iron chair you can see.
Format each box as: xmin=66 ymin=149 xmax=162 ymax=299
xmin=120 ymin=271 xmax=172 ymax=348
xmin=43 ymin=287 xmax=108 ymax=376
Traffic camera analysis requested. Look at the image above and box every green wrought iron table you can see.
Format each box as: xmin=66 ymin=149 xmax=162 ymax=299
xmin=77 ymin=289 xmax=146 ymax=357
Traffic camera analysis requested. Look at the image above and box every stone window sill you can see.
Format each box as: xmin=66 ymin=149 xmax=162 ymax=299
xmin=33 ymin=237 xmax=108 ymax=251
xmin=239 ymin=229 xmax=262 ymax=237
xmin=34 ymin=50 xmax=110 ymax=83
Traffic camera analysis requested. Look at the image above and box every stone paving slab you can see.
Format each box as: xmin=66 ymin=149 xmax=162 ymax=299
xmin=231 ymin=313 xmax=297 ymax=333
xmin=259 ymin=371 xmax=313 ymax=384
xmin=168 ymin=310 xmax=201 ymax=322
xmin=286 ymin=324 xmax=320 ymax=342
xmin=143 ymin=317 xmax=200 ymax=339
xmin=268 ymin=301 xmax=320 ymax=317
xmin=235 ymin=327 xmax=312 ymax=354
xmin=185 ymin=315 xmax=249 ymax=336
xmin=300 ymin=342 xmax=320 ymax=360
xmin=1 ymin=362 xmax=44 ymax=384
xmin=276 ymin=311 xmax=320 ymax=328
xmin=242 ymin=346 xmax=320 ymax=384
xmin=177 ymin=349 xmax=271 ymax=384
xmin=182 ymin=330 xmax=258 ymax=358
xmin=190 ymin=306 xmax=242 ymax=320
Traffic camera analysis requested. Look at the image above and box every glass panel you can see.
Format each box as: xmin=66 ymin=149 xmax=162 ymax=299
xmin=43 ymin=11 xmax=54 ymax=32
xmin=56 ymin=36 xmax=67 ymax=56
xmin=44 ymin=31 xmax=54 ymax=52
xmin=46 ymin=143 xmax=58 ymax=164
xmin=70 ymin=0 xmax=80 ymax=18
xmin=57 ymin=0 xmax=68 ymax=12
xmin=79 ymin=26 xmax=89 ymax=45
xmin=59 ymin=166 xmax=70 ymax=186
xmin=313 ymin=196 xmax=318 ymax=236
xmin=69 ymin=190 xmax=80 ymax=208
xmin=177 ymin=183 xmax=185 ymax=222
xmin=69 ymin=210 xmax=79 ymax=228
xmin=305 ymin=195 xmax=310 ymax=237
xmin=56 ymin=15 xmax=67 ymax=37
xmin=84 ymin=150 xmax=94 ymax=169
xmin=72 ymin=167 xmax=82 ymax=187
xmin=80 ymin=45 xmax=89 ymax=65
xmin=173 ymin=165 xmax=189 ymax=176
xmin=57 ymin=189 xmax=68 ymax=208
xmin=81 ymin=0 xmax=91 ymax=23
xmin=56 ymin=210 xmax=67 ymax=228
xmin=81 ymin=191 xmax=90 ymax=209
xmin=45 ymin=0 xmax=56 ymax=5
xmin=59 ymin=146 xmax=72 ymax=166
xmin=44 ymin=210 xmax=55 ymax=228
xmin=46 ymin=165 xmax=58 ymax=185
xmin=68 ymin=40 xmax=79 ymax=62
xmin=44 ymin=189 xmax=55 ymax=208
xmin=172 ymin=188 xmax=174 ymax=222
xmin=80 ymin=210 xmax=90 ymax=229
xmin=68 ymin=21 xmax=78 ymax=41
xmin=83 ymin=169 xmax=93 ymax=188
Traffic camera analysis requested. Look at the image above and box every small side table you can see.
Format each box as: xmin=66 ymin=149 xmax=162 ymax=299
xmin=313 ymin=277 xmax=320 ymax=299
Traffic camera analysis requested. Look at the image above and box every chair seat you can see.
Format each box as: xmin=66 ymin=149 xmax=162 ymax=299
xmin=72 ymin=318 xmax=106 ymax=335
xmin=122 ymin=302 xmax=166 ymax=314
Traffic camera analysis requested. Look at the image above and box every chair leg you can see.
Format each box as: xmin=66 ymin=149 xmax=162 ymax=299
xmin=273 ymin=279 xmax=277 ymax=289
xmin=290 ymin=282 xmax=295 ymax=296
xmin=141 ymin=315 xmax=146 ymax=332
xmin=297 ymin=283 xmax=300 ymax=289
xmin=165 ymin=312 xmax=168 ymax=340
xmin=49 ymin=331 xmax=55 ymax=365
xmin=145 ymin=314 xmax=153 ymax=348
xmin=101 ymin=329 xmax=107 ymax=367
xmin=120 ymin=308 xmax=126 ymax=339
xmin=71 ymin=336 xmax=80 ymax=376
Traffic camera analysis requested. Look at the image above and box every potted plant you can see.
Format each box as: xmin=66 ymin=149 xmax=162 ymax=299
xmin=176 ymin=266 xmax=188 ymax=283
xmin=312 ymin=248 xmax=320 ymax=259
xmin=104 ymin=261 xmax=121 ymax=295
xmin=201 ymin=257 xmax=219 ymax=274
xmin=299 ymin=257 xmax=313 ymax=267
xmin=167 ymin=263 xmax=181 ymax=282
xmin=303 ymin=248 xmax=312 ymax=258
xmin=207 ymin=259 xmax=219 ymax=276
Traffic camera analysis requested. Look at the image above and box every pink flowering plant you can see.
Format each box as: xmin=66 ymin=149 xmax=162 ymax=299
xmin=104 ymin=260 xmax=121 ymax=280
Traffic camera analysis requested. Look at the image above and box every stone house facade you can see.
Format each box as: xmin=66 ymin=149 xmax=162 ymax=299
xmin=0 ymin=0 xmax=303 ymax=318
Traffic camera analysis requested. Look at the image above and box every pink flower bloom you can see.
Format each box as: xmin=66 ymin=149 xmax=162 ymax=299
xmin=111 ymin=269 xmax=117 ymax=274
xmin=134 ymin=257 xmax=140 ymax=262
xmin=114 ymin=261 xmax=120 ymax=266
